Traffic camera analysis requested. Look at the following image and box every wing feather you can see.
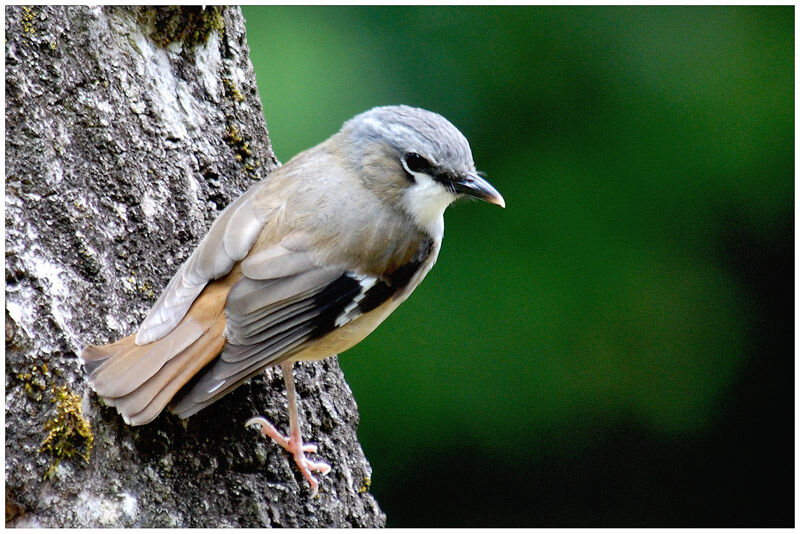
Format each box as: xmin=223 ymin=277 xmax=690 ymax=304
xmin=227 ymin=299 xmax=317 ymax=341
xmin=136 ymin=183 xmax=270 ymax=345
xmin=225 ymin=267 xmax=338 ymax=317
xmin=240 ymin=241 xmax=317 ymax=280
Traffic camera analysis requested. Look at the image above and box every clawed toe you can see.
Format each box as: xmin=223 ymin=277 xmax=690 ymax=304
xmin=246 ymin=416 xmax=290 ymax=449
xmin=306 ymin=458 xmax=331 ymax=474
xmin=246 ymin=414 xmax=330 ymax=496
xmin=293 ymin=452 xmax=331 ymax=497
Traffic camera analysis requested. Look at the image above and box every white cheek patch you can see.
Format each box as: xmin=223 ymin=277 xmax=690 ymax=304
xmin=401 ymin=171 xmax=456 ymax=238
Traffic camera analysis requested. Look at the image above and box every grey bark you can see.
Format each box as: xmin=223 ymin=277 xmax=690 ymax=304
xmin=5 ymin=6 xmax=385 ymax=527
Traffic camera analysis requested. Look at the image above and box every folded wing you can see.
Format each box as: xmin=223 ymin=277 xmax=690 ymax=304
xmin=135 ymin=183 xmax=272 ymax=345
xmin=169 ymin=239 xmax=380 ymax=418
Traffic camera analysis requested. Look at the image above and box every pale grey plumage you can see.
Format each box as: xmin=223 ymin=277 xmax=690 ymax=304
xmin=343 ymin=105 xmax=474 ymax=177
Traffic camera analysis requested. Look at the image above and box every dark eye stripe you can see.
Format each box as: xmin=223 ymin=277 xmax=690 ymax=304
xmin=417 ymin=167 xmax=456 ymax=195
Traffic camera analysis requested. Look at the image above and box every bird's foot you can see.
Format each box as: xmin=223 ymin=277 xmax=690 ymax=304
xmin=246 ymin=416 xmax=331 ymax=496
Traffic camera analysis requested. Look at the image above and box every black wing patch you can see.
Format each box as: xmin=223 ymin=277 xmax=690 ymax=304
xmin=319 ymin=236 xmax=434 ymax=334
xmin=357 ymin=254 xmax=429 ymax=314
xmin=308 ymin=274 xmax=364 ymax=338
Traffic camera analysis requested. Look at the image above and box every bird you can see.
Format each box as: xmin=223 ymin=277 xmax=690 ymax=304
xmin=81 ymin=105 xmax=505 ymax=496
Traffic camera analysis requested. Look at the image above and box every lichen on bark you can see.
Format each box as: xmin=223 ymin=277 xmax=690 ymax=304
xmin=140 ymin=6 xmax=226 ymax=49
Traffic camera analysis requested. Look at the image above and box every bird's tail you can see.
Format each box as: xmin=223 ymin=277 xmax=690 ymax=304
xmin=81 ymin=275 xmax=237 ymax=426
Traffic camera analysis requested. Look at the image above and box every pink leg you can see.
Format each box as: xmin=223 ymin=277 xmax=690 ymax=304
xmin=246 ymin=361 xmax=331 ymax=496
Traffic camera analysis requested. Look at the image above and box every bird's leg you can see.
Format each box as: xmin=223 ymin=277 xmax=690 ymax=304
xmin=246 ymin=360 xmax=331 ymax=496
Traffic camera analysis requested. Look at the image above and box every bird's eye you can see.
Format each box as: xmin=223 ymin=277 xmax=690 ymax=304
xmin=403 ymin=152 xmax=432 ymax=173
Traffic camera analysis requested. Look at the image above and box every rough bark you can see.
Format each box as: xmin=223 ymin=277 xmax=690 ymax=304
xmin=5 ymin=6 xmax=385 ymax=527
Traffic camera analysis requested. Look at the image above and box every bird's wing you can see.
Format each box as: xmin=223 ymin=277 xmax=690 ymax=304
xmin=135 ymin=182 xmax=273 ymax=345
xmin=169 ymin=234 xmax=433 ymax=419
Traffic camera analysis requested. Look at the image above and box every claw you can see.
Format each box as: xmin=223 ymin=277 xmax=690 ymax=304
xmin=246 ymin=416 xmax=289 ymax=449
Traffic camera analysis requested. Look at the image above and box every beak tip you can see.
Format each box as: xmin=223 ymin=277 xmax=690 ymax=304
xmin=459 ymin=172 xmax=505 ymax=208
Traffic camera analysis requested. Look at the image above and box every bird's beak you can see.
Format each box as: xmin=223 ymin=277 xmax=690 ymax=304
xmin=453 ymin=172 xmax=506 ymax=208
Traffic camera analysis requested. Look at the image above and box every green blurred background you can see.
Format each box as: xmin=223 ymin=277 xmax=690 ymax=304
xmin=241 ymin=6 xmax=793 ymax=527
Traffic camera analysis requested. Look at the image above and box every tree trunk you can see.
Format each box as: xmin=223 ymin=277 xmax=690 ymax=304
xmin=5 ymin=6 xmax=385 ymax=527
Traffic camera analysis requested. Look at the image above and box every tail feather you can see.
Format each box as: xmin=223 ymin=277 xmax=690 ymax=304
xmin=81 ymin=337 xmax=134 ymax=374
xmin=87 ymin=320 xmax=205 ymax=398
xmin=113 ymin=317 xmax=226 ymax=425
xmin=81 ymin=270 xmax=240 ymax=425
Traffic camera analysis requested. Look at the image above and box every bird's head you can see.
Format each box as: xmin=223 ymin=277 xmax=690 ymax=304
xmin=337 ymin=105 xmax=505 ymax=237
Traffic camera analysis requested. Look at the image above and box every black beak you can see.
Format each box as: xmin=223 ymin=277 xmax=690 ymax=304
xmin=452 ymin=172 xmax=505 ymax=207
